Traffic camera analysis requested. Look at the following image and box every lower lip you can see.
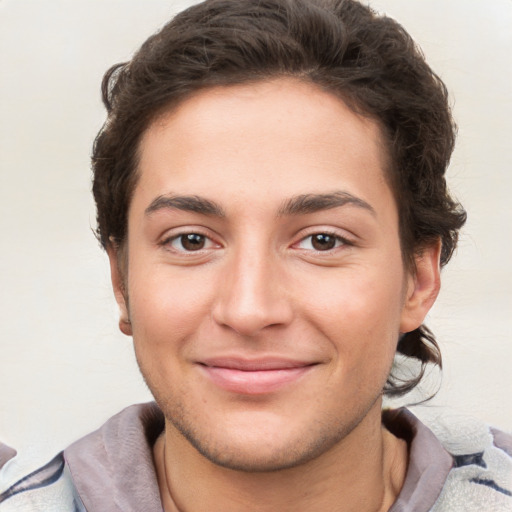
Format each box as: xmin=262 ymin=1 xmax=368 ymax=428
xmin=199 ymin=365 xmax=314 ymax=395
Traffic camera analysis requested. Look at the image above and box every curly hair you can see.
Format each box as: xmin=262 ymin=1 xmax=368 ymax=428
xmin=92 ymin=0 xmax=467 ymax=396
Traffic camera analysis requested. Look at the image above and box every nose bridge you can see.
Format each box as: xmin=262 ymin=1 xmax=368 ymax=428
xmin=212 ymin=238 xmax=292 ymax=336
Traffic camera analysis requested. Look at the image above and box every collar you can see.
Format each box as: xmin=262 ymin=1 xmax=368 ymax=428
xmin=64 ymin=403 xmax=452 ymax=512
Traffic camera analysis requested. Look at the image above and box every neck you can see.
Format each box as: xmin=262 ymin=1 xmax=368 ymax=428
xmin=153 ymin=402 xmax=407 ymax=512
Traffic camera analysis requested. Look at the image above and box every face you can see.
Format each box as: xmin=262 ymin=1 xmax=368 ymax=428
xmin=110 ymin=78 xmax=439 ymax=471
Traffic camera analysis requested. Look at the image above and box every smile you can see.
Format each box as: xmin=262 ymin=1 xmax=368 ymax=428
xmin=198 ymin=358 xmax=317 ymax=395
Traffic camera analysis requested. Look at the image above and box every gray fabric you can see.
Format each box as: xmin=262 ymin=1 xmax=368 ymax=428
xmin=0 ymin=444 xmax=16 ymax=472
xmin=64 ymin=403 xmax=453 ymax=512
xmin=386 ymin=409 xmax=453 ymax=512
xmin=492 ymin=428 xmax=512 ymax=458
xmin=64 ymin=403 xmax=163 ymax=512
xmin=0 ymin=453 xmax=86 ymax=511
xmin=3 ymin=403 xmax=510 ymax=510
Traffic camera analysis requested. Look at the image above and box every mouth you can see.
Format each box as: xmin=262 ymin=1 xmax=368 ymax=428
xmin=197 ymin=357 xmax=318 ymax=395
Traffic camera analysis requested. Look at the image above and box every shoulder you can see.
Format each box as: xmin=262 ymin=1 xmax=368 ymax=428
xmin=63 ymin=401 xmax=163 ymax=511
xmin=0 ymin=451 xmax=85 ymax=511
xmin=0 ymin=402 xmax=164 ymax=512
xmin=413 ymin=408 xmax=512 ymax=511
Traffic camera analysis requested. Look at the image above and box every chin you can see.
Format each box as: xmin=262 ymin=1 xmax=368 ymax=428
xmin=163 ymin=403 xmax=363 ymax=473
xmin=178 ymin=425 xmax=341 ymax=473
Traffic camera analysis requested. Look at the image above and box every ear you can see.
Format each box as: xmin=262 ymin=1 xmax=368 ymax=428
xmin=400 ymin=240 xmax=442 ymax=333
xmin=107 ymin=245 xmax=133 ymax=336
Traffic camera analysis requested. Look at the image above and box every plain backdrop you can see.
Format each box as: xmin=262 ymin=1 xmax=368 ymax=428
xmin=1 ymin=0 xmax=511 ymax=474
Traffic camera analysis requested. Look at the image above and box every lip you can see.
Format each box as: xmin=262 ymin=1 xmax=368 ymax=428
xmin=197 ymin=357 xmax=317 ymax=395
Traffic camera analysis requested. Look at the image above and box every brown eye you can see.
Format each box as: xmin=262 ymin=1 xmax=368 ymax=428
xmin=311 ymin=233 xmax=337 ymax=251
xmin=174 ymin=233 xmax=206 ymax=251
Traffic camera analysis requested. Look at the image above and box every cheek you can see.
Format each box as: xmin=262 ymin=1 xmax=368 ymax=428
xmin=127 ymin=265 xmax=216 ymax=349
xmin=297 ymin=264 xmax=404 ymax=361
xmin=127 ymin=270 xmax=213 ymax=398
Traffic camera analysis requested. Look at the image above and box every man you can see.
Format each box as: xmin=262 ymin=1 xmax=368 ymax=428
xmin=1 ymin=0 xmax=511 ymax=510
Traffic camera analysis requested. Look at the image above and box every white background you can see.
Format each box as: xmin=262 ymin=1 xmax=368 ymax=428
xmin=1 ymin=0 xmax=511 ymax=471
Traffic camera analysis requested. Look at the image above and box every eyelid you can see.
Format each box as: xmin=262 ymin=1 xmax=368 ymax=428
xmin=170 ymin=234 xmax=216 ymax=252
xmin=160 ymin=227 xmax=222 ymax=253
xmin=292 ymin=228 xmax=355 ymax=252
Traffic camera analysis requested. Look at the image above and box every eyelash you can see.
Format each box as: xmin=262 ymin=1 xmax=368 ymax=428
xmin=294 ymin=231 xmax=353 ymax=252
xmin=161 ymin=232 xmax=217 ymax=253
xmin=161 ymin=230 xmax=352 ymax=254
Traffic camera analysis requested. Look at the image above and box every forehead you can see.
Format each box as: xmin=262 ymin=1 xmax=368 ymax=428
xmin=135 ymin=78 xmax=393 ymax=216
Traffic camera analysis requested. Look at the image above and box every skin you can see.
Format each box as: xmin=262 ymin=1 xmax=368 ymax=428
xmin=108 ymin=78 xmax=441 ymax=511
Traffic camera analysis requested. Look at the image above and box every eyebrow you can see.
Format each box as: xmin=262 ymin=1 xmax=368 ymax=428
xmin=144 ymin=191 xmax=375 ymax=218
xmin=145 ymin=194 xmax=225 ymax=217
xmin=278 ymin=191 xmax=376 ymax=216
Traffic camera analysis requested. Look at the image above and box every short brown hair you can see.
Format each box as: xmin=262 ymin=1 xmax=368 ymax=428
xmin=92 ymin=0 xmax=466 ymax=396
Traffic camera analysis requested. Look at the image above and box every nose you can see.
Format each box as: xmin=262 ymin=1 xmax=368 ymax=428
xmin=211 ymin=248 xmax=294 ymax=337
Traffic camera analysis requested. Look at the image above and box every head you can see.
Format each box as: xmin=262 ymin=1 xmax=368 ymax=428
xmin=93 ymin=0 xmax=466 ymax=398
xmin=93 ymin=0 xmax=466 ymax=469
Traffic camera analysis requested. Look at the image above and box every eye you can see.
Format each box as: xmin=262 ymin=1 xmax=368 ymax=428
xmin=167 ymin=233 xmax=215 ymax=252
xmin=296 ymin=233 xmax=346 ymax=251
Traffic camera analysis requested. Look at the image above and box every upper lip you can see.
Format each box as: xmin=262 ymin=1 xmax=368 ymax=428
xmin=199 ymin=357 xmax=317 ymax=371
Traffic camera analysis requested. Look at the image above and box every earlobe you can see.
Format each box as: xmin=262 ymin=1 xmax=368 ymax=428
xmin=107 ymin=245 xmax=133 ymax=336
xmin=400 ymin=241 xmax=441 ymax=334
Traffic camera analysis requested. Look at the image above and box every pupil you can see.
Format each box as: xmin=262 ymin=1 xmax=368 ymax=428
xmin=312 ymin=234 xmax=335 ymax=251
xmin=182 ymin=234 xmax=205 ymax=251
